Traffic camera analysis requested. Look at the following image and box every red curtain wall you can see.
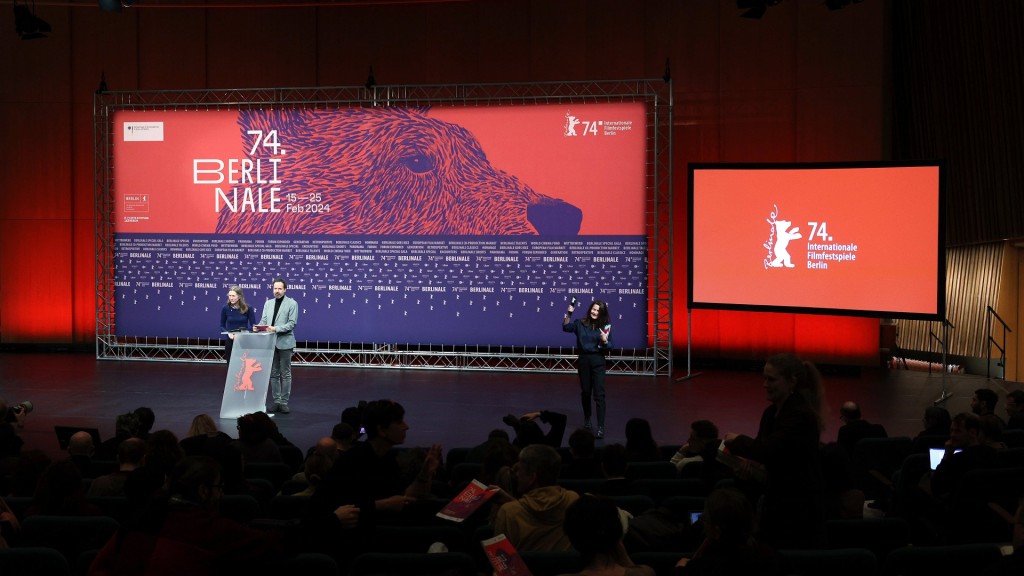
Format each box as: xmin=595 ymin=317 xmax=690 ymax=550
xmin=0 ymin=0 xmax=884 ymax=364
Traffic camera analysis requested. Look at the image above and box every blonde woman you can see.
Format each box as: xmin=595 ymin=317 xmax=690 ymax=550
xmin=220 ymin=286 xmax=256 ymax=359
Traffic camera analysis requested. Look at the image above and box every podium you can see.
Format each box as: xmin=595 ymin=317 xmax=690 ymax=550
xmin=220 ymin=332 xmax=277 ymax=419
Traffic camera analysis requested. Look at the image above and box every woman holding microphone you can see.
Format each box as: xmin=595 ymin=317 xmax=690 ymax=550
xmin=563 ymin=298 xmax=612 ymax=439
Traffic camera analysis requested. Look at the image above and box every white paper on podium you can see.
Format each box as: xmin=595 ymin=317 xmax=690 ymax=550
xmin=220 ymin=332 xmax=278 ymax=419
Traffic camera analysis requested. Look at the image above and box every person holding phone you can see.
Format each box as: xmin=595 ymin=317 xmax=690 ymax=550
xmin=220 ymin=286 xmax=257 ymax=360
xmin=562 ymin=298 xmax=612 ymax=439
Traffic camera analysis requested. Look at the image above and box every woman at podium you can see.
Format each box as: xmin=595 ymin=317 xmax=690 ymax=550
xmin=220 ymin=286 xmax=257 ymax=359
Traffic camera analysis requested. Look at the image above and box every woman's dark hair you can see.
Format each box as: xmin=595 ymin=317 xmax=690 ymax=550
xmin=361 ymin=399 xmax=405 ymax=439
xmin=167 ymin=455 xmax=221 ymax=504
xmin=625 ymin=417 xmax=660 ymax=461
xmin=767 ymin=352 xmax=826 ymax=432
xmin=235 ymin=413 xmax=268 ymax=444
xmin=142 ymin=429 xmax=184 ymax=475
xmin=32 ymin=459 xmax=86 ymax=514
xmin=564 ymin=495 xmax=623 ymax=561
xmin=703 ymin=487 xmax=755 ymax=545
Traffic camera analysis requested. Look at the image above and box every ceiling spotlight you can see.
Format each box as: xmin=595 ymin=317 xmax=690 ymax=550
xmin=737 ymin=0 xmax=782 ymax=20
xmin=14 ymin=2 xmax=51 ymax=40
xmin=99 ymin=0 xmax=136 ymax=12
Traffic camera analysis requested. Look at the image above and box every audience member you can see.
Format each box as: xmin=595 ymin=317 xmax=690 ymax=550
xmin=0 ymin=494 xmax=21 ymax=548
xmin=25 ymin=459 xmax=103 ymax=517
xmin=913 ymin=406 xmax=953 ymax=452
xmin=562 ymin=427 xmax=605 ymax=479
xmin=671 ymin=420 xmax=733 ymax=491
xmin=675 ymin=487 xmax=781 ymax=576
xmin=1005 ymin=390 xmax=1024 ymax=430
xmin=215 ymin=441 xmax=275 ymax=503
xmin=7 ymin=449 xmax=51 ymax=496
xmin=562 ymin=494 xmax=655 ymax=576
xmin=330 ymin=422 xmax=357 ymax=452
xmin=504 ymin=410 xmax=568 ymax=449
xmin=624 ymin=418 xmax=662 ymax=462
xmin=88 ymin=437 xmax=146 ymax=497
xmin=924 ymin=412 xmax=998 ymax=500
xmin=724 ymin=352 xmax=825 ymax=548
xmin=67 ymin=430 xmax=97 ymax=478
xmin=232 ymin=412 xmax=283 ymax=464
xmin=308 ymin=399 xmax=440 ymax=531
xmin=251 ymin=411 xmax=303 ymax=470
xmin=292 ymin=437 xmax=341 ymax=487
xmin=479 ymin=436 xmax=518 ymax=495
xmin=819 ymin=441 xmax=864 ymax=519
xmin=600 ymin=443 xmax=631 ymax=496
xmin=0 ymin=398 xmax=27 ymax=459
xmin=980 ymin=496 xmax=1024 ymax=576
xmin=88 ymin=455 xmax=289 ymax=575
xmin=340 ymin=402 xmax=366 ymax=440
xmin=179 ymin=413 xmax=233 ymax=458
xmin=979 ymin=414 xmax=1008 ymax=450
xmin=465 ymin=428 xmax=512 ymax=463
xmin=124 ymin=430 xmax=186 ymax=509
xmin=919 ymin=406 xmax=953 ymax=437
xmin=971 ymin=388 xmax=1007 ymax=426
xmin=493 ymin=443 xmax=579 ymax=552
xmin=836 ymin=401 xmax=888 ymax=455
xmin=96 ymin=412 xmax=141 ymax=461
xmin=291 ymin=450 xmax=333 ymax=497
xmin=133 ymin=406 xmax=156 ymax=440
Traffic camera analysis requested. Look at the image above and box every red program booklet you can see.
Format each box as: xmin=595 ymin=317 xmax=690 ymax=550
xmin=481 ymin=534 xmax=533 ymax=576
xmin=436 ymin=479 xmax=498 ymax=522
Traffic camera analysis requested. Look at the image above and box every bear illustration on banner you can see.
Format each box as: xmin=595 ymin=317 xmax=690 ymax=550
xmin=215 ymin=107 xmax=584 ymax=235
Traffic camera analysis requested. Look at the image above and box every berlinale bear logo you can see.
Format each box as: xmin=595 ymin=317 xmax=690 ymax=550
xmin=233 ymin=352 xmax=262 ymax=393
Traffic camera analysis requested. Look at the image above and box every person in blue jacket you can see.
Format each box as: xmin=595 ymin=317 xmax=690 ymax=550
xmin=220 ymin=285 xmax=256 ymax=360
xmin=562 ymin=298 xmax=612 ymax=439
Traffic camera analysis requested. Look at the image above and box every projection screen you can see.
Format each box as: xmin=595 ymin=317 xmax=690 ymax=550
xmin=688 ymin=162 xmax=945 ymax=320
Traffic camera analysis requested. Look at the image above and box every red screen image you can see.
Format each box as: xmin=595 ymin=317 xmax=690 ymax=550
xmin=688 ymin=163 xmax=944 ymax=320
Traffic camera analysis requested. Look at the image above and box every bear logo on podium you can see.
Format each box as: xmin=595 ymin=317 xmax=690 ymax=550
xmin=233 ymin=352 xmax=262 ymax=393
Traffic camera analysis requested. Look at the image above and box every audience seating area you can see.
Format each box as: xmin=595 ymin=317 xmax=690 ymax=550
xmin=2 ymin=430 xmax=1022 ymax=576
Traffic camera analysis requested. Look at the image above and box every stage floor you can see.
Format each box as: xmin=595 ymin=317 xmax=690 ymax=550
xmin=1 ymin=351 xmax=1019 ymax=461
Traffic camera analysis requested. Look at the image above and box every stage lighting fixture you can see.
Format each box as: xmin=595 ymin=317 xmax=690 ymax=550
xmin=737 ymin=0 xmax=782 ymax=20
xmin=99 ymin=0 xmax=137 ymax=12
xmin=14 ymin=2 xmax=51 ymax=40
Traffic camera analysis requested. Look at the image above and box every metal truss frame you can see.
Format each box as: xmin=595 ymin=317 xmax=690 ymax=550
xmin=95 ymin=79 xmax=673 ymax=376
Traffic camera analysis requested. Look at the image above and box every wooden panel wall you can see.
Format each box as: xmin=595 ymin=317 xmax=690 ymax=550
xmin=898 ymin=242 xmax=1005 ymax=361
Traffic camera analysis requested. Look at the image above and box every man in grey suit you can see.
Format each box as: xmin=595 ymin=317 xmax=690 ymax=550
xmin=258 ymin=277 xmax=299 ymax=414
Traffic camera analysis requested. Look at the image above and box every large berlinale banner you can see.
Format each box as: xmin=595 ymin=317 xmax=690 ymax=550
xmin=112 ymin=103 xmax=649 ymax=347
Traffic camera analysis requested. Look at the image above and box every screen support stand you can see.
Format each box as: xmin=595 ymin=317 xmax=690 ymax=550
xmin=675 ymin=310 xmax=701 ymax=382
xmin=932 ymin=319 xmax=953 ymax=405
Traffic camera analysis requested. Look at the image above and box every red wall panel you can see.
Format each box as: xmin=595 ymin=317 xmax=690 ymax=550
xmin=0 ymin=0 xmax=887 ymax=363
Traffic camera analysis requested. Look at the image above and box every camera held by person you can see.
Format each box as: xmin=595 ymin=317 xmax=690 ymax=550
xmin=5 ymin=400 xmax=32 ymax=422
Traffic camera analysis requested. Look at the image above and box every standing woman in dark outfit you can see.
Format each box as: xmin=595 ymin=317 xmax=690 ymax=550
xmin=563 ymin=299 xmax=612 ymax=439
xmin=220 ymin=286 xmax=256 ymax=360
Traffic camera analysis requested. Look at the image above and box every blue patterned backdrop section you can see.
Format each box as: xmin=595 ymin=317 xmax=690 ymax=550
xmin=114 ymin=234 xmax=649 ymax=348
